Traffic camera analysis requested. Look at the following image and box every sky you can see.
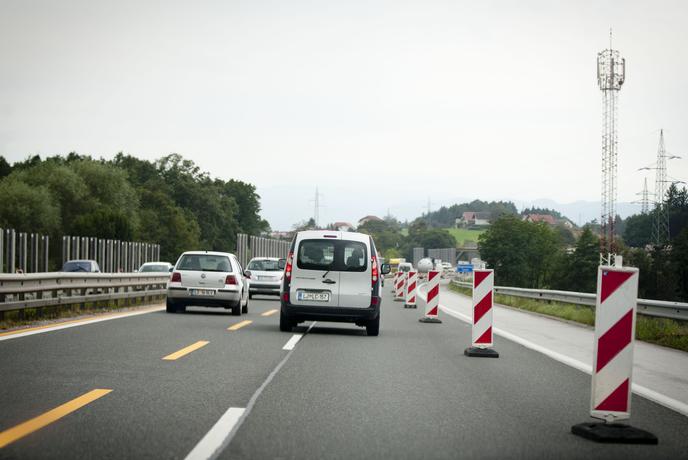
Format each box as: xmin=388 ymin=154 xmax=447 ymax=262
xmin=1 ymin=0 xmax=687 ymax=229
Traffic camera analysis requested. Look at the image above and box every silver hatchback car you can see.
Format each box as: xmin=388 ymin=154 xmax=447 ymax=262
xmin=166 ymin=251 xmax=249 ymax=315
xmin=245 ymin=257 xmax=285 ymax=298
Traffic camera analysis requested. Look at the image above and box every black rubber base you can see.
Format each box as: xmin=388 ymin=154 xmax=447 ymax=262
xmin=419 ymin=317 xmax=442 ymax=323
xmin=403 ymin=304 xmax=417 ymax=309
xmin=571 ymin=423 xmax=658 ymax=444
xmin=464 ymin=347 xmax=499 ymax=358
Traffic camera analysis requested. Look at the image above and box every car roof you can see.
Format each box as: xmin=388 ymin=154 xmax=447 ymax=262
xmin=248 ymin=257 xmax=281 ymax=261
xmin=179 ymin=251 xmax=235 ymax=257
xmin=64 ymin=259 xmax=97 ymax=263
xmin=296 ymin=230 xmax=370 ymax=244
xmin=140 ymin=261 xmax=172 ymax=265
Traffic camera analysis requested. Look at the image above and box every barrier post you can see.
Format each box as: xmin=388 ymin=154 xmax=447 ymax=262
xmin=571 ymin=266 xmax=657 ymax=444
xmin=404 ymin=271 xmax=417 ymax=309
xmin=464 ymin=269 xmax=499 ymax=358
xmin=394 ymin=271 xmax=405 ymax=301
xmin=419 ymin=270 xmax=441 ymax=323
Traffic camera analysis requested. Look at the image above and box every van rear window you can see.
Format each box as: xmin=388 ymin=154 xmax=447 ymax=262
xmin=297 ymin=240 xmax=367 ymax=272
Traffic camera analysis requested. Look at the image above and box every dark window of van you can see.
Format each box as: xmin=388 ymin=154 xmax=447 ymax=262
xmin=296 ymin=240 xmax=367 ymax=272
xmin=297 ymin=240 xmax=335 ymax=271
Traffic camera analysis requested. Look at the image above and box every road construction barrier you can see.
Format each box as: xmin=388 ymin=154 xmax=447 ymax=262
xmin=464 ymin=269 xmax=499 ymax=357
xmin=404 ymin=271 xmax=417 ymax=309
xmin=419 ymin=270 xmax=441 ymax=323
xmin=395 ymin=272 xmax=405 ymax=301
xmin=571 ymin=266 xmax=657 ymax=443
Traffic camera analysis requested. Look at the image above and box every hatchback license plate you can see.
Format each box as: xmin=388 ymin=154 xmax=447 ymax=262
xmin=297 ymin=291 xmax=330 ymax=302
xmin=190 ymin=289 xmax=215 ymax=297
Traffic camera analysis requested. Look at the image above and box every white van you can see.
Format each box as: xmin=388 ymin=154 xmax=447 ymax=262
xmin=280 ymin=230 xmax=390 ymax=336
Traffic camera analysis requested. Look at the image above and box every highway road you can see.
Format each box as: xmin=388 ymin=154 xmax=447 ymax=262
xmin=1 ymin=285 xmax=687 ymax=459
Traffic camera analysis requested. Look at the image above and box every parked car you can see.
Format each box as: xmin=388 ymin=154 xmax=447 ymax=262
xmin=245 ymin=257 xmax=285 ymax=298
xmin=137 ymin=262 xmax=174 ymax=273
xmin=280 ymin=230 xmax=391 ymax=336
xmin=61 ymin=260 xmax=101 ymax=273
xmin=166 ymin=251 xmax=249 ymax=315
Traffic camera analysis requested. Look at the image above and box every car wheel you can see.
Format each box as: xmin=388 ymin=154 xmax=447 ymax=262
xmin=366 ymin=315 xmax=380 ymax=336
xmin=231 ymin=301 xmax=241 ymax=316
xmin=279 ymin=309 xmax=294 ymax=332
xmin=242 ymin=294 xmax=249 ymax=314
xmin=166 ymin=298 xmax=177 ymax=313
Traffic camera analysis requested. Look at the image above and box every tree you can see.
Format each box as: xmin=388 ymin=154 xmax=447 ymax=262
xmin=479 ymin=215 xmax=561 ymax=288
xmin=0 ymin=156 xmax=11 ymax=179
xmin=0 ymin=179 xmax=61 ymax=234
xmin=552 ymin=227 xmax=599 ymax=292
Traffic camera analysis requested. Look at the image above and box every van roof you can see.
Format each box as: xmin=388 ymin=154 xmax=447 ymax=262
xmin=295 ymin=230 xmax=370 ymax=244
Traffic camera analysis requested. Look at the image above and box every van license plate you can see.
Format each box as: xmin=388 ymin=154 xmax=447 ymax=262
xmin=297 ymin=291 xmax=330 ymax=302
xmin=190 ymin=289 xmax=215 ymax=296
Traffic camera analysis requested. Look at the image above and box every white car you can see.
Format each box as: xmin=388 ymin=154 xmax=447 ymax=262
xmin=138 ymin=261 xmax=174 ymax=273
xmin=245 ymin=257 xmax=285 ymax=298
xmin=166 ymin=251 xmax=249 ymax=315
xmin=280 ymin=230 xmax=390 ymax=336
xmin=397 ymin=262 xmax=413 ymax=273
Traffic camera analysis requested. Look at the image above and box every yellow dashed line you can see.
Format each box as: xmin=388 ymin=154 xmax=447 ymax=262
xmin=227 ymin=320 xmax=253 ymax=331
xmin=162 ymin=341 xmax=209 ymax=360
xmin=0 ymin=389 xmax=112 ymax=449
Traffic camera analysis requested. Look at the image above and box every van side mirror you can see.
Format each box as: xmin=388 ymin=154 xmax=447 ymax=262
xmin=278 ymin=259 xmax=286 ymax=270
xmin=381 ymin=264 xmax=391 ymax=275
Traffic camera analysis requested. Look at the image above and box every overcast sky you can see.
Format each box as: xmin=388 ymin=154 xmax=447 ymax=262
xmin=1 ymin=0 xmax=687 ymax=229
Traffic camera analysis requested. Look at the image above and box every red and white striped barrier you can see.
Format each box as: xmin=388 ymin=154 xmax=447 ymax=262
xmin=464 ymin=269 xmax=498 ymax=357
xmin=394 ymin=271 xmax=405 ymax=301
xmin=572 ymin=266 xmax=656 ymax=443
xmin=404 ymin=271 xmax=417 ymax=309
xmin=419 ymin=270 xmax=441 ymax=323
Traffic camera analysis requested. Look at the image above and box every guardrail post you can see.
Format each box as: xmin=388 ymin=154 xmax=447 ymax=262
xmin=43 ymin=235 xmax=49 ymax=272
xmin=18 ymin=232 xmax=27 ymax=273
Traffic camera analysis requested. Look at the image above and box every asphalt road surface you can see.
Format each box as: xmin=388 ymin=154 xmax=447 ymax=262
xmin=1 ymin=286 xmax=687 ymax=459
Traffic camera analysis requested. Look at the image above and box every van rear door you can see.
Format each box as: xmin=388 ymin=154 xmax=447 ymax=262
xmin=338 ymin=239 xmax=372 ymax=308
xmin=290 ymin=237 xmax=341 ymax=307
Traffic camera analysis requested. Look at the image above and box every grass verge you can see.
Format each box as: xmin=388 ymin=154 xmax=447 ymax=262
xmin=448 ymin=282 xmax=688 ymax=353
xmin=0 ymin=296 xmax=164 ymax=331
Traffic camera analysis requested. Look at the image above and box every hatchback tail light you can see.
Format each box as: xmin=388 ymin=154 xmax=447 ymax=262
xmin=225 ymin=275 xmax=238 ymax=285
xmin=171 ymin=272 xmax=181 ymax=283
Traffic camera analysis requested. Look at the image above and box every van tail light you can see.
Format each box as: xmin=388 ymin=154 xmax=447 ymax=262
xmin=225 ymin=275 xmax=238 ymax=285
xmin=171 ymin=272 xmax=181 ymax=283
xmin=285 ymin=251 xmax=293 ymax=281
xmin=371 ymin=296 xmax=380 ymax=307
xmin=282 ymin=291 xmax=290 ymax=303
xmin=371 ymin=255 xmax=379 ymax=287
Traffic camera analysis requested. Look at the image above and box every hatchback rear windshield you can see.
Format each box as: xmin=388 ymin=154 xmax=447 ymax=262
xmin=62 ymin=261 xmax=96 ymax=272
xmin=140 ymin=264 xmax=170 ymax=272
xmin=296 ymin=239 xmax=367 ymax=272
xmin=247 ymin=259 xmax=282 ymax=271
xmin=177 ymin=254 xmax=232 ymax=272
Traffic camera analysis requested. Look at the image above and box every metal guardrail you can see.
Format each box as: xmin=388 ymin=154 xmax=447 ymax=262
xmin=450 ymin=280 xmax=688 ymax=321
xmin=0 ymin=273 xmax=169 ymax=314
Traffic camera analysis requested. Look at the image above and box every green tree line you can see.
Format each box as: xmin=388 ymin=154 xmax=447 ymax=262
xmin=0 ymin=153 xmax=269 ymax=266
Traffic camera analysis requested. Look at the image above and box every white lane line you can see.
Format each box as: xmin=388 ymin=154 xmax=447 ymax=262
xmin=184 ymin=407 xmax=245 ymax=460
xmin=282 ymin=334 xmax=303 ymax=350
xmin=184 ymin=322 xmax=318 ymax=460
xmin=282 ymin=321 xmax=317 ymax=351
xmin=0 ymin=306 xmax=165 ymax=342
xmin=439 ymin=303 xmax=688 ymax=418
